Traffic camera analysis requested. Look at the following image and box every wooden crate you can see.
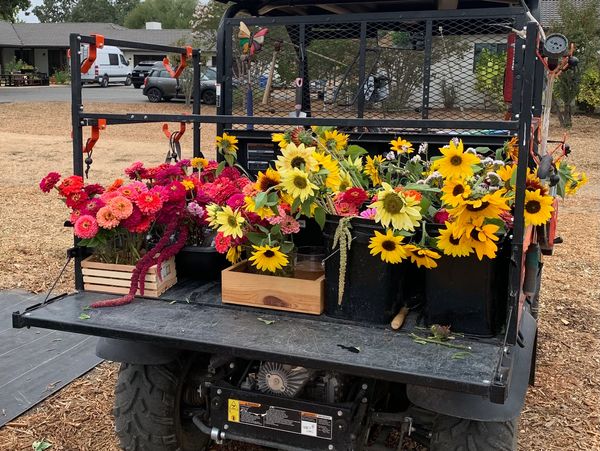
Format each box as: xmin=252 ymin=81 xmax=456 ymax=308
xmin=221 ymin=261 xmax=324 ymax=315
xmin=81 ymin=256 xmax=177 ymax=297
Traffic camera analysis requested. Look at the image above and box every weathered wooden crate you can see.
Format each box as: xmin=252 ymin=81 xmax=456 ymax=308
xmin=81 ymin=256 xmax=177 ymax=297
xmin=221 ymin=260 xmax=324 ymax=315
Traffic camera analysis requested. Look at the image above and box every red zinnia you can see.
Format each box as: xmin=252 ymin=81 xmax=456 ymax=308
xmin=214 ymin=232 xmax=232 ymax=254
xmin=339 ymin=187 xmax=368 ymax=207
xmin=65 ymin=190 xmax=89 ymax=209
xmin=58 ymin=175 xmax=84 ymax=196
xmin=39 ymin=172 xmax=61 ymax=193
xmin=84 ymin=183 xmax=105 ymax=196
xmin=129 ymin=215 xmax=152 ymax=233
xmin=136 ymin=190 xmax=163 ymax=215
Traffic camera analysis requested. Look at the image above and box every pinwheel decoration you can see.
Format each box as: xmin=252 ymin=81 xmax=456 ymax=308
xmin=238 ymin=21 xmax=269 ymax=58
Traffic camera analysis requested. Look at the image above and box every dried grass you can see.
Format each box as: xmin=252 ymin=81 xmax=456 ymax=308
xmin=0 ymin=103 xmax=598 ymax=450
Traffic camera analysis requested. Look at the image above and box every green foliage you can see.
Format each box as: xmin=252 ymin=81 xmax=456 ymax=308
xmin=474 ymin=48 xmax=506 ymax=111
xmin=32 ymin=0 xmax=138 ymax=24
xmin=124 ymin=0 xmax=196 ymax=29
xmin=191 ymin=0 xmax=228 ymax=49
xmin=69 ymin=0 xmax=118 ymax=22
xmin=3 ymin=57 xmax=26 ymax=74
xmin=53 ymin=67 xmax=70 ymax=84
xmin=32 ymin=0 xmax=75 ymax=22
xmin=0 ymin=0 xmax=29 ymax=22
xmin=576 ymin=66 xmax=600 ymax=111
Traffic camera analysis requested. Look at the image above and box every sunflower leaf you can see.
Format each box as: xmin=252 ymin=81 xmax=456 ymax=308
xmin=257 ymin=224 xmax=271 ymax=234
xmin=291 ymin=197 xmax=301 ymax=213
xmin=404 ymin=183 xmax=440 ymax=193
xmin=270 ymin=224 xmax=282 ymax=237
xmin=314 ymin=206 xmax=326 ymax=230
xmin=247 ymin=232 xmax=265 ymax=245
xmin=215 ymin=160 xmax=226 ymax=176
xmin=347 ymin=145 xmax=368 ymax=159
xmin=78 ymin=313 xmax=91 ymax=320
xmin=254 ymin=192 xmax=268 ymax=209
xmin=280 ymin=241 xmax=294 ymax=253
xmin=266 ymin=192 xmax=280 ymax=206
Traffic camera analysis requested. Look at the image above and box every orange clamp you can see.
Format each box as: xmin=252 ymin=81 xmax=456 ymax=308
xmin=84 ymin=119 xmax=106 ymax=154
xmin=162 ymin=122 xmax=186 ymax=142
xmin=80 ymin=34 xmax=105 ymax=74
xmin=163 ymin=46 xmax=193 ymax=79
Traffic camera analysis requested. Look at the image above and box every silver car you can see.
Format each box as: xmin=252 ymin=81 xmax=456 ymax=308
xmin=142 ymin=67 xmax=217 ymax=104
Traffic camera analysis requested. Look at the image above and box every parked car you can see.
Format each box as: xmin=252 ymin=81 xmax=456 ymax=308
xmin=131 ymin=60 xmax=162 ymax=89
xmin=143 ymin=67 xmax=217 ymax=104
xmin=80 ymin=45 xmax=131 ymax=87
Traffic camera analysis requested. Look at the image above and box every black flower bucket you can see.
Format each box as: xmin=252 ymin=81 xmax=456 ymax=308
xmin=175 ymin=246 xmax=229 ymax=280
xmin=424 ymin=236 xmax=511 ymax=337
xmin=323 ymin=216 xmax=405 ymax=324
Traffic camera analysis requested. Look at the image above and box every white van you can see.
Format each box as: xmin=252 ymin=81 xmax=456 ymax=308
xmin=80 ymin=44 xmax=132 ymax=87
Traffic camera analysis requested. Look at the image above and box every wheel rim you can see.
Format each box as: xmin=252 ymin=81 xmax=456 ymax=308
xmin=148 ymin=88 xmax=161 ymax=102
xmin=202 ymin=91 xmax=216 ymax=104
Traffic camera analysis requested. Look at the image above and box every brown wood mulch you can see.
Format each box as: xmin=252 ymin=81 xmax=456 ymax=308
xmin=0 ymin=103 xmax=598 ymax=450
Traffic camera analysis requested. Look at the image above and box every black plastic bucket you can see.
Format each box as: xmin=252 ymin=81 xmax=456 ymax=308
xmin=424 ymin=237 xmax=511 ymax=337
xmin=175 ymin=246 xmax=229 ymax=280
xmin=323 ymin=216 xmax=404 ymax=324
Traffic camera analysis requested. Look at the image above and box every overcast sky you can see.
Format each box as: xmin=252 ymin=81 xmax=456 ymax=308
xmin=18 ymin=0 xmax=43 ymax=23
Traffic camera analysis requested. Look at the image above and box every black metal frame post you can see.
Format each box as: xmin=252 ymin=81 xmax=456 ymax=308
xmin=421 ymin=19 xmax=433 ymax=120
xmin=192 ymin=51 xmax=202 ymax=157
xmin=356 ymin=21 xmax=367 ymax=118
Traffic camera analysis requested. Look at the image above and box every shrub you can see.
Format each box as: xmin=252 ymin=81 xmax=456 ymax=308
xmin=53 ymin=68 xmax=71 ymax=85
xmin=576 ymin=67 xmax=600 ymax=111
xmin=475 ymin=48 xmax=506 ymax=111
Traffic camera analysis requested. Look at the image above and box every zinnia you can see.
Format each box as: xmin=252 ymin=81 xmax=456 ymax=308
xmin=39 ymin=172 xmax=61 ymax=193
xmin=136 ymin=190 xmax=164 ymax=214
xmin=65 ymin=190 xmax=89 ymax=209
xmin=74 ymin=215 xmax=99 ymax=239
xmin=108 ymin=196 xmax=134 ymax=220
xmin=96 ymin=206 xmax=120 ymax=229
xmin=214 ymin=232 xmax=232 ymax=253
xmin=58 ymin=175 xmax=84 ymax=196
xmin=84 ymin=183 xmax=105 ymax=196
xmin=124 ymin=161 xmax=144 ymax=179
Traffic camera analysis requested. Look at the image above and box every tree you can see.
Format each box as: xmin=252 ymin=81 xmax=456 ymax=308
xmin=69 ymin=0 xmax=117 ymax=23
xmin=0 ymin=0 xmax=30 ymax=22
xmin=551 ymin=0 xmax=600 ymax=127
xmin=191 ymin=0 xmax=227 ymax=47
xmin=33 ymin=0 xmax=137 ymax=24
xmin=124 ymin=0 xmax=196 ymax=29
xmin=113 ymin=0 xmax=139 ymax=25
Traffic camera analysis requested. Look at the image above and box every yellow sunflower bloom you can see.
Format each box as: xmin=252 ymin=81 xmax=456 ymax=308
xmin=432 ymin=139 xmax=480 ymax=179
xmin=244 ymin=196 xmax=275 ymax=219
xmin=436 ymin=221 xmax=473 ymax=257
xmin=271 ymin=132 xmax=289 ymax=149
xmin=314 ymin=151 xmax=342 ymax=191
xmin=390 ymin=137 xmax=414 ymax=154
xmin=364 ymin=155 xmax=384 ymax=186
xmin=368 ymin=229 xmax=408 ymax=264
xmin=497 ymin=164 xmax=516 ymax=182
xmin=215 ymin=205 xmax=245 ymax=238
xmin=254 ymin=168 xmax=281 ymax=192
xmin=226 ymin=245 xmax=242 ymax=264
xmin=319 ymin=129 xmax=348 ymax=152
xmin=191 ymin=157 xmax=208 ymax=169
xmin=404 ymin=245 xmax=441 ymax=269
xmin=338 ymin=171 xmax=353 ymax=192
xmin=249 ymin=245 xmax=289 ymax=273
xmin=216 ymin=132 xmax=239 ymax=154
xmin=205 ymin=203 xmax=220 ymax=227
xmin=276 ymin=142 xmax=319 ymax=173
xmin=464 ymin=220 xmax=500 ymax=260
xmin=523 ymin=189 xmax=554 ymax=226
xmin=449 ymin=190 xmax=510 ymax=227
xmin=565 ymin=171 xmax=588 ymax=196
xmin=369 ymin=183 xmax=422 ymax=232
xmin=441 ymin=178 xmax=472 ymax=207
xmin=280 ymin=168 xmax=318 ymax=202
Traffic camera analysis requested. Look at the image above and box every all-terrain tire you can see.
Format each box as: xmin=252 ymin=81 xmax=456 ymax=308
xmin=114 ymin=360 xmax=210 ymax=451
xmin=430 ymin=415 xmax=518 ymax=451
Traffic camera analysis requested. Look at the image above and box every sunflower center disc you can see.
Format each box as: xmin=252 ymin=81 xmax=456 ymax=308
xmin=466 ymin=201 xmax=490 ymax=212
xmin=450 ymin=155 xmax=463 ymax=166
xmin=228 ymin=216 xmax=238 ymax=227
xmin=293 ymin=176 xmax=308 ymax=189
xmin=449 ymin=235 xmax=461 ymax=245
xmin=470 ymin=228 xmax=483 ymax=241
xmin=452 ymin=185 xmax=465 ymax=196
xmin=526 ymin=200 xmax=541 ymax=214
xmin=382 ymin=240 xmax=396 ymax=251
xmin=264 ymin=250 xmax=275 ymax=258
xmin=383 ymin=193 xmax=404 ymax=214
xmin=290 ymin=156 xmax=306 ymax=169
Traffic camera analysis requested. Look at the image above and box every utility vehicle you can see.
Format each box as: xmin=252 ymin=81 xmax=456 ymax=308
xmin=14 ymin=1 xmax=569 ymax=449
xmin=80 ymin=44 xmax=132 ymax=88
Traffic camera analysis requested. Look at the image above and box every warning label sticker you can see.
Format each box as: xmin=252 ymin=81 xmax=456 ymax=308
xmin=226 ymin=398 xmax=332 ymax=440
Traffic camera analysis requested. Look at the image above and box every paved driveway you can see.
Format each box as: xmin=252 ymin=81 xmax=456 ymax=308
xmin=0 ymin=85 xmax=153 ymax=103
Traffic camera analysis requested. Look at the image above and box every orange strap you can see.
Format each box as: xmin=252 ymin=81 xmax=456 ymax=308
xmin=80 ymin=34 xmax=105 ymax=74
xmin=162 ymin=122 xmax=186 ymax=142
xmin=84 ymin=119 xmax=106 ymax=154
xmin=162 ymin=46 xmax=193 ymax=78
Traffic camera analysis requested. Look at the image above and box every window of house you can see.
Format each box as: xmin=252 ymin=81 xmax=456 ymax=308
xmin=473 ymin=43 xmax=507 ymax=71
xmin=109 ymin=54 xmax=119 ymax=66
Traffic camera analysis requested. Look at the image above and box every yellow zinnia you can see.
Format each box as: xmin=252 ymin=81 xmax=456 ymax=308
xmin=390 ymin=137 xmax=414 ymax=154
xmin=364 ymin=154 xmax=384 ymax=186
xmin=436 ymin=222 xmax=473 ymax=257
xmin=280 ymin=168 xmax=318 ymax=202
xmin=249 ymin=245 xmax=289 ymax=273
xmin=276 ymin=142 xmax=319 ymax=173
xmin=215 ymin=205 xmax=245 ymax=238
xmin=441 ymin=178 xmax=472 ymax=207
xmin=432 ymin=139 xmax=480 ymax=179
xmin=369 ymin=183 xmax=422 ymax=232
xmin=404 ymin=245 xmax=440 ymax=269
xmin=523 ymin=189 xmax=554 ymax=226
xmin=368 ymin=229 xmax=407 ymax=264
xmin=191 ymin=157 xmax=208 ymax=169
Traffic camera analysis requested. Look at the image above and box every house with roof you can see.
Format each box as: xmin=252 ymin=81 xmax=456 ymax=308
xmin=0 ymin=21 xmax=214 ymax=76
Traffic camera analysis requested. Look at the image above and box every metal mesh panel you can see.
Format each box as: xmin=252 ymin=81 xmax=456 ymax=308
xmin=224 ymin=13 xmax=519 ymax=130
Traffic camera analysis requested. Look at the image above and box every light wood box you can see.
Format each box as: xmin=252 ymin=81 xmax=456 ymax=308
xmin=221 ymin=260 xmax=324 ymax=315
xmin=81 ymin=256 xmax=177 ymax=297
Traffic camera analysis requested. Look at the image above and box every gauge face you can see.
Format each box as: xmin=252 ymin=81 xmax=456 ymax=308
xmin=544 ymin=34 xmax=568 ymax=57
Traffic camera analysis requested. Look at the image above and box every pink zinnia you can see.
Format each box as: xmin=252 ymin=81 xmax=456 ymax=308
xmin=226 ymin=193 xmax=245 ymax=209
xmin=70 ymin=209 xmax=82 ymax=224
xmin=433 ymin=208 xmax=450 ymax=224
xmin=359 ymin=208 xmax=377 ymax=220
xmin=166 ymin=181 xmax=187 ymax=202
xmin=129 ymin=215 xmax=152 ymax=233
xmin=280 ymin=215 xmax=300 ymax=234
xmin=96 ymin=206 xmax=120 ymax=229
xmin=100 ymin=190 xmax=120 ymax=203
xmin=335 ymin=201 xmax=358 ymax=217
xmin=214 ymin=232 xmax=231 ymax=254
xmin=124 ymin=161 xmax=145 ymax=179
xmin=84 ymin=198 xmax=105 ymax=215
xmin=39 ymin=172 xmax=61 ymax=193
xmin=108 ymin=196 xmax=133 ymax=220
xmin=74 ymin=215 xmax=99 ymax=239
xmin=136 ymin=190 xmax=163 ymax=215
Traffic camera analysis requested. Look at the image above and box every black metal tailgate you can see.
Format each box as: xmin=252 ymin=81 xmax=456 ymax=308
xmin=13 ymin=289 xmax=505 ymax=398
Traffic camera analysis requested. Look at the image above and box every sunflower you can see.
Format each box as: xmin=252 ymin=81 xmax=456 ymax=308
xmin=271 ymin=132 xmax=289 ymax=149
xmin=565 ymin=171 xmax=588 ymax=196
xmin=525 ymin=169 xmax=548 ymax=195
xmin=226 ymin=245 xmax=243 ymax=264
xmin=369 ymin=183 xmax=422 ymax=231
xmin=216 ymin=132 xmax=239 ymax=154
xmin=432 ymin=139 xmax=480 ymax=179
xmin=390 ymin=137 xmax=414 ymax=154
xmin=497 ymin=163 xmax=516 ymax=182
xmin=504 ymin=136 xmax=519 ymax=161
xmin=449 ymin=189 xmax=510 ymax=227
xmin=523 ymin=189 xmax=554 ymax=226
xmin=249 ymin=245 xmax=289 ymax=273
xmin=441 ymin=178 xmax=472 ymax=207
xmin=244 ymin=196 xmax=275 ymax=219
xmin=280 ymin=168 xmax=318 ymax=202
xmin=436 ymin=222 xmax=473 ymax=257
xmin=314 ymin=151 xmax=342 ymax=191
xmin=338 ymin=171 xmax=353 ymax=192
xmin=205 ymin=203 xmax=220 ymax=227
xmin=364 ymin=155 xmax=384 ymax=186
xmin=319 ymin=129 xmax=348 ymax=152
xmin=465 ymin=220 xmax=500 ymax=260
xmin=368 ymin=229 xmax=407 ymax=264
xmin=215 ymin=205 xmax=245 ymax=238
xmin=276 ymin=142 xmax=318 ymax=173
xmin=404 ymin=245 xmax=440 ymax=269
xmin=254 ymin=168 xmax=281 ymax=192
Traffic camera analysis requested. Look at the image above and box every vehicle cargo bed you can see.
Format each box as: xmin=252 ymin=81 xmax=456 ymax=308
xmin=12 ymin=280 xmax=506 ymax=398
